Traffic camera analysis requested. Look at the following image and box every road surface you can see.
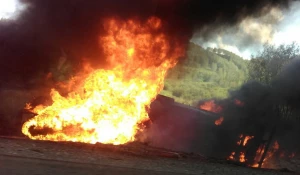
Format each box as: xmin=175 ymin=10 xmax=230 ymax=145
xmin=0 ymin=137 xmax=295 ymax=175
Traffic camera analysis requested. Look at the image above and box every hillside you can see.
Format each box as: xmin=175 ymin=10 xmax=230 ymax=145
xmin=161 ymin=42 xmax=248 ymax=106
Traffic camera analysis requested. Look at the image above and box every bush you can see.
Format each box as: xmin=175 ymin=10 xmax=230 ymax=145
xmin=172 ymin=89 xmax=184 ymax=97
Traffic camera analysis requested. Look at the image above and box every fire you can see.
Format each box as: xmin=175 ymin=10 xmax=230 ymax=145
xmin=214 ymin=116 xmax=224 ymax=125
xmin=229 ymin=152 xmax=235 ymax=160
xmin=234 ymin=99 xmax=244 ymax=106
xmin=289 ymin=153 xmax=295 ymax=158
xmin=228 ymin=134 xmax=254 ymax=163
xmin=21 ymin=17 xmax=184 ymax=145
xmin=236 ymin=134 xmax=254 ymax=146
xmin=240 ymin=152 xmax=246 ymax=162
xmin=199 ymin=100 xmax=222 ymax=113
xmin=228 ymin=151 xmax=247 ymax=163
xmin=252 ymin=141 xmax=280 ymax=168
xmin=243 ymin=135 xmax=254 ymax=146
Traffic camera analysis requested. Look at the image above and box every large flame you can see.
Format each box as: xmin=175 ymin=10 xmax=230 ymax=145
xmin=22 ymin=17 xmax=184 ymax=145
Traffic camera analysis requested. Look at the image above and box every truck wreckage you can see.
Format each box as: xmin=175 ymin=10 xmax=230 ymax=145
xmin=18 ymin=93 xmax=290 ymax=169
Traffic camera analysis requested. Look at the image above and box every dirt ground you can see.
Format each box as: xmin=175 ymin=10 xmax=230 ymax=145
xmin=0 ymin=137 xmax=297 ymax=175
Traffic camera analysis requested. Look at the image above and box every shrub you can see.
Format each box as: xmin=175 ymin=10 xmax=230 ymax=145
xmin=172 ymin=89 xmax=184 ymax=97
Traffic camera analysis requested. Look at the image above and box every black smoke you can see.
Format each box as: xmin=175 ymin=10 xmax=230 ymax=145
xmin=0 ymin=0 xmax=291 ymax=87
xmin=203 ymin=58 xmax=300 ymax=163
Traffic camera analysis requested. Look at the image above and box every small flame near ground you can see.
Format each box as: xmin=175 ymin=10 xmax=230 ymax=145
xmin=228 ymin=134 xmax=255 ymax=163
xmin=22 ymin=16 xmax=184 ymax=145
xmin=252 ymin=141 xmax=280 ymax=168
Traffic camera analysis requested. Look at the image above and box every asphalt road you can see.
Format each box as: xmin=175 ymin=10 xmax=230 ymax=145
xmin=0 ymin=138 xmax=295 ymax=175
xmin=0 ymin=155 xmax=184 ymax=175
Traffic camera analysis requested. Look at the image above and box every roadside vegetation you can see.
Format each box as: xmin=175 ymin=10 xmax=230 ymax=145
xmin=161 ymin=42 xmax=248 ymax=106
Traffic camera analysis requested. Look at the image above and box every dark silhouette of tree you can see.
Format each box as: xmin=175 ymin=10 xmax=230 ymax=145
xmin=248 ymin=43 xmax=300 ymax=85
xmin=247 ymin=43 xmax=300 ymax=166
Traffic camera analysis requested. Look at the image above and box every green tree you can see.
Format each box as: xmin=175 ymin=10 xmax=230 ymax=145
xmin=248 ymin=43 xmax=300 ymax=85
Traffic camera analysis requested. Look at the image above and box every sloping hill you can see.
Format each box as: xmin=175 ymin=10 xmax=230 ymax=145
xmin=161 ymin=42 xmax=248 ymax=106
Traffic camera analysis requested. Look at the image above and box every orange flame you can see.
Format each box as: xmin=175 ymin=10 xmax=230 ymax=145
xmin=240 ymin=152 xmax=246 ymax=162
xmin=236 ymin=134 xmax=254 ymax=146
xmin=237 ymin=134 xmax=243 ymax=145
xmin=228 ymin=151 xmax=246 ymax=163
xmin=243 ymin=135 xmax=254 ymax=146
xmin=234 ymin=99 xmax=244 ymax=106
xmin=21 ymin=17 xmax=184 ymax=145
xmin=214 ymin=116 xmax=224 ymax=125
xmin=229 ymin=134 xmax=254 ymax=162
xmin=228 ymin=152 xmax=235 ymax=160
xmin=252 ymin=141 xmax=280 ymax=168
xmin=24 ymin=103 xmax=32 ymax=110
xmin=199 ymin=100 xmax=222 ymax=113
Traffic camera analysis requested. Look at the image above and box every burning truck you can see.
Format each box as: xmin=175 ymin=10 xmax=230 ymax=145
xmin=1 ymin=0 xmax=300 ymax=173
xmin=18 ymin=16 xmax=222 ymax=156
xmin=4 ymin=16 xmax=299 ymax=170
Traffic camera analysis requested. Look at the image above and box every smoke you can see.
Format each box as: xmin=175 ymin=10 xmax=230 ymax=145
xmin=206 ymin=58 xmax=300 ymax=159
xmin=272 ymin=58 xmax=300 ymax=108
xmin=0 ymin=0 xmax=290 ymax=86
xmin=191 ymin=0 xmax=300 ymax=59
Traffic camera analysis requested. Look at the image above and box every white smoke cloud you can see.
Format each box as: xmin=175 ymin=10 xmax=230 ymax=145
xmin=191 ymin=1 xmax=300 ymax=59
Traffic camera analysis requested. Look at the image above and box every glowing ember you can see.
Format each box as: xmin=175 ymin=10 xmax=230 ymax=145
xmin=253 ymin=145 xmax=265 ymax=165
xmin=229 ymin=134 xmax=254 ymax=163
xmin=237 ymin=134 xmax=243 ymax=145
xmin=289 ymin=153 xmax=295 ymax=158
xmin=228 ymin=151 xmax=246 ymax=163
xmin=273 ymin=141 xmax=279 ymax=150
xmin=252 ymin=141 xmax=280 ymax=168
xmin=240 ymin=152 xmax=246 ymax=162
xmin=243 ymin=135 xmax=254 ymax=146
xmin=228 ymin=152 xmax=235 ymax=160
xmin=214 ymin=116 xmax=224 ymax=125
xmin=199 ymin=100 xmax=222 ymax=113
xmin=22 ymin=17 xmax=184 ymax=145
xmin=234 ymin=99 xmax=244 ymax=106
xmin=236 ymin=134 xmax=253 ymax=146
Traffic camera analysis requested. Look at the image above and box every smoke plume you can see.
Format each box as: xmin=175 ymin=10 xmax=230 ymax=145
xmin=208 ymin=58 xmax=300 ymax=159
xmin=191 ymin=1 xmax=300 ymax=59
xmin=0 ymin=0 xmax=290 ymax=86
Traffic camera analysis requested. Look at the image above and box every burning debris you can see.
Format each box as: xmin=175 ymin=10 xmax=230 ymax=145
xmin=227 ymin=134 xmax=254 ymax=163
xmin=252 ymin=141 xmax=280 ymax=168
xmin=198 ymin=59 xmax=300 ymax=169
xmin=214 ymin=116 xmax=224 ymax=126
